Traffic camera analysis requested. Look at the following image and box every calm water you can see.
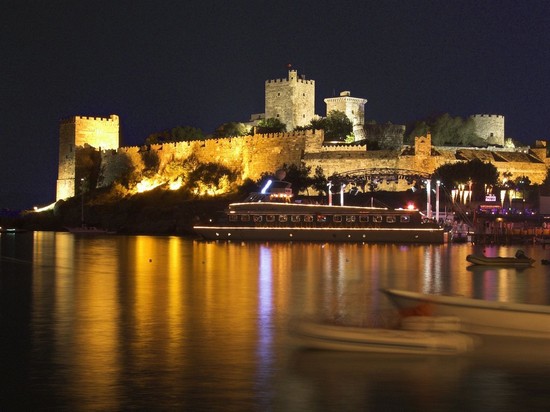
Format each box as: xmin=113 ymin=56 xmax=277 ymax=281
xmin=2 ymin=232 xmax=550 ymax=411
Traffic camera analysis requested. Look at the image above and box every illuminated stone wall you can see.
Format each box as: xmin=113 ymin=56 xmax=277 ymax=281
xmin=98 ymin=130 xmax=320 ymax=188
xmin=303 ymin=133 xmax=549 ymax=188
xmin=60 ymin=114 xmax=549 ymax=202
xmin=96 ymin=128 xmax=549 ymax=195
xmin=57 ymin=115 xmax=119 ymax=200
xmin=470 ymin=114 xmax=505 ymax=146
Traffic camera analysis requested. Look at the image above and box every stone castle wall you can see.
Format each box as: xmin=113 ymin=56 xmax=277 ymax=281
xmin=57 ymin=113 xmax=549 ymax=202
xmin=99 ymin=130 xmax=322 ymax=188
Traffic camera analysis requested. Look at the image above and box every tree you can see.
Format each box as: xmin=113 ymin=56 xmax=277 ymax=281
xmin=171 ymin=126 xmax=205 ymax=142
xmin=515 ymin=175 xmax=532 ymax=200
xmin=186 ymin=163 xmax=237 ymax=195
xmin=256 ymin=164 xmax=311 ymax=195
xmin=213 ymin=122 xmax=249 ymax=138
xmin=433 ymin=159 xmax=498 ymax=201
xmin=256 ymin=118 xmax=286 ymax=134
xmin=75 ymin=144 xmax=102 ymax=192
xmin=311 ymin=110 xmax=353 ymax=141
xmin=408 ymin=121 xmax=429 ymax=144
xmin=283 ymin=163 xmax=312 ymax=195
xmin=407 ymin=114 xmax=484 ymax=146
xmin=145 ymin=126 xmax=205 ymax=144
xmin=311 ymin=166 xmax=328 ymax=195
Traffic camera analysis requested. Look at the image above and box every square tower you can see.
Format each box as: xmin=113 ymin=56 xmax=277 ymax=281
xmin=56 ymin=114 xmax=120 ymax=201
xmin=265 ymin=70 xmax=315 ymax=131
xmin=470 ymin=114 xmax=505 ymax=146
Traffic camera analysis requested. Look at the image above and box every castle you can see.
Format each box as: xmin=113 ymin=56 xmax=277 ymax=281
xmin=56 ymin=70 xmax=549 ymax=202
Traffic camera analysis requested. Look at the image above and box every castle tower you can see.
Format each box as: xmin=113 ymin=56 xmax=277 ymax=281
xmin=265 ymin=69 xmax=315 ymax=131
xmin=324 ymin=91 xmax=368 ymax=141
xmin=470 ymin=114 xmax=505 ymax=146
xmin=56 ymin=114 xmax=120 ymax=201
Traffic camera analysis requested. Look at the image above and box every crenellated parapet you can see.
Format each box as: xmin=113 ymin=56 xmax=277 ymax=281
xmin=317 ymin=142 xmax=366 ymax=152
xmin=470 ymin=114 xmax=505 ymax=120
xmin=265 ymin=69 xmax=315 ymax=85
xmin=60 ymin=114 xmax=119 ymax=124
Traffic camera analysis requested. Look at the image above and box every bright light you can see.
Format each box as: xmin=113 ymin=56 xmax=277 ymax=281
xmin=169 ymin=178 xmax=182 ymax=191
xmin=407 ymin=202 xmax=416 ymax=210
xmin=32 ymin=203 xmax=56 ymax=212
xmin=260 ymin=179 xmax=273 ymax=194
xmin=136 ymin=178 xmax=163 ymax=193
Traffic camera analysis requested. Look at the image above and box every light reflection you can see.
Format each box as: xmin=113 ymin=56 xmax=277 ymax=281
xmin=15 ymin=235 xmax=550 ymax=409
xmin=256 ymin=245 xmax=273 ymax=399
xmin=31 ymin=233 xmax=122 ymax=408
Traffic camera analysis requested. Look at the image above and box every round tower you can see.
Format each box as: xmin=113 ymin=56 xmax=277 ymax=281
xmin=324 ymin=91 xmax=368 ymax=141
xmin=470 ymin=114 xmax=505 ymax=146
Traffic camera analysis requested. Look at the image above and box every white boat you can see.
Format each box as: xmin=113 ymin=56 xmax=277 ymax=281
xmin=381 ymin=288 xmax=550 ymax=339
xmin=194 ymin=179 xmax=444 ymax=243
xmin=290 ymin=318 xmax=476 ymax=355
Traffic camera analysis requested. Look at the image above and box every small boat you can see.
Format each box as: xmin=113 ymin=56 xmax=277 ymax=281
xmin=66 ymin=225 xmax=115 ymax=234
xmin=381 ymin=288 xmax=550 ymax=339
xmin=535 ymin=236 xmax=550 ymax=246
xmin=465 ymin=249 xmax=534 ymax=267
xmin=0 ymin=227 xmax=27 ymax=234
xmin=289 ymin=317 xmax=476 ymax=355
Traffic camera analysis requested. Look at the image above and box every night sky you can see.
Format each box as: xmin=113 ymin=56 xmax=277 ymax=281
xmin=2 ymin=0 xmax=550 ymax=210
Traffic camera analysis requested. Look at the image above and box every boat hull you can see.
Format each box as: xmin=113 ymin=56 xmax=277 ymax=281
xmin=66 ymin=226 xmax=115 ymax=234
xmin=466 ymin=254 xmax=534 ymax=267
xmin=382 ymin=289 xmax=550 ymax=339
xmin=290 ymin=320 xmax=475 ymax=355
xmin=193 ymin=226 xmax=444 ymax=243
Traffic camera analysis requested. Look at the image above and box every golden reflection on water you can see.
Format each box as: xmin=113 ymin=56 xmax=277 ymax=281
xmin=19 ymin=234 xmax=550 ymax=408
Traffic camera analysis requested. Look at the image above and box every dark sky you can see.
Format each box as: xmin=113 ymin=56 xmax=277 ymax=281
xmin=2 ymin=0 xmax=550 ymax=210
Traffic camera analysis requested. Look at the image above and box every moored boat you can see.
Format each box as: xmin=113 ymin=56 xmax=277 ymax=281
xmin=381 ymin=288 xmax=550 ymax=339
xmin=290 ymin=317 xmax=476 ymax=355
xmin=194 ymin=179 xmax=444 ymax=243
xmin=66 ymin=225 xmax=115 ymax=234
xmin=0 ymin=227 xmax=27 ymax=234
xmin=466 ymin=249 xmax=534 ymax=267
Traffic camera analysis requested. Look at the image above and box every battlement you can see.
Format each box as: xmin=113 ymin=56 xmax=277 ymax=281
xmin=265 ymin=78 xmax=315 ymax=85
xmin=110 ymin=129 xmax=322 ymax=156
xmin=265 ymin=70 xmax=315 ymax=85
xmin=470 ymin=114 xmax=505 ymax=119
xmin=60 ymin=114 xmax=119 ymax=124
xmin=320 ymin=142 xmax=366 ymax=152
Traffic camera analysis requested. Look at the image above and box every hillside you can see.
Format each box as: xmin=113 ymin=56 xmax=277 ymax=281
xmin=6 ymin=189 xmax=242 ymax=236
xmin=4 ymin=187 xmax=428 ymax=235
